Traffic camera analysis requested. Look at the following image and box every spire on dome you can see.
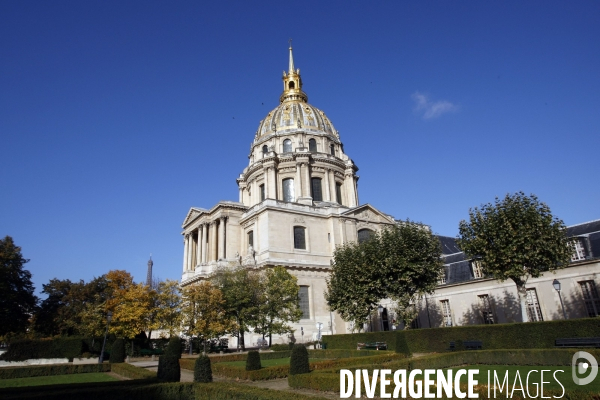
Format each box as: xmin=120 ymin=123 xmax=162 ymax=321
xmin=288 ymin=39 xmax=295 ymax=74
xmin=280 ymin=41 xmax=308 ymax=103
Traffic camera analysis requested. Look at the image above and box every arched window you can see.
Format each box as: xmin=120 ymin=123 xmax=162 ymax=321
xmin=294 ymin=226 xmax=306 ymax=249
xmin=335 ymin=183 xmax=343 ymax=205
xmin=358 ymin=229 xmax=375 ymax=244
xmin=308 ymin=139 xmax=317 ymax=153
xmin=289 ymin=81 xmax=295 ymax=89
xmin=282 ymin=178 xmax=295 ymax=202
xmin=311 ymin=178 xmax=322 ymax=201
xmin=259 ymin=184 xmax=265 ymax=201
xmin=283 ymin=139 xmax=292 ymax=153
xmin=330 ymin=144 xmax=335 ymax=156
xmin=262 ymin=145 xmax=268 ymax=155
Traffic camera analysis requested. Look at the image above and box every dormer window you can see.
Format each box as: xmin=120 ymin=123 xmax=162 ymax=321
xmin=572 ymin=239 xmax=587 ymax=261
xmin=330 ymin=144 xmax=335 ymax=156
xmin=262 ymin=145 xmax=268 ymax=155
xmin=308 ymin=139 xmax=317 ymax=153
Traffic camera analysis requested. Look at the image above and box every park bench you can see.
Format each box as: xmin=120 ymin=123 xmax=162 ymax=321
xmin=449 ymin=341 xmax=483 ymax=351
xmin=357 ymin=342 xmax=387 ymax=350
xmin=555 ymin=338 xmax=600 ymax=348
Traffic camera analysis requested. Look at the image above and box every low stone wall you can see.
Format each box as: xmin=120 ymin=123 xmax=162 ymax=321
xmin=0 ymin=358 xmax=70 ymax=368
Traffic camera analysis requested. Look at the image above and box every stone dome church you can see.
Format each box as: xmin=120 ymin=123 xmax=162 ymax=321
xmin=180 ymin=45 xmax=397 ymax=345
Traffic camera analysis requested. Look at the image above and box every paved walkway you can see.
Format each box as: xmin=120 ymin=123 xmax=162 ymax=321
xmin=127 ymin=360 xmax=338 ymax=399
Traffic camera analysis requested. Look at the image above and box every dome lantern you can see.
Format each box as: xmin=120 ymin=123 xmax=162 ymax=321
xmin=280 ymin=41 xmax=308 ymax=103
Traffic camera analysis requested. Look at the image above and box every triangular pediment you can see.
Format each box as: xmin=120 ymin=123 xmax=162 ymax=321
xmin=342 ymin=204 xmax=396 ymax=224
xmin=182 ymin=207 xmax=206 ymax=226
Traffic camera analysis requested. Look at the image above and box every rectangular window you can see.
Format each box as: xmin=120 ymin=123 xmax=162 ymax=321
xmin=438 ymin=267 xmax=447 ymax=285
xmin=335 ymin=183 xmax=343 ymax=205
xmin=478 ymin=294 xmax=494 ymax=324
xmin=440 ymin=300 xmax=452 ymax=327
xmin=572 ymin=240 xmax=586 ymax=261
xmin=259 ymin=184 xmax=265 ymax=201
xmin=579 ymin=281 xmax=600 ymax=317
xmin=247 ymin=231 xmax=253 ymax=248
xmin=526 ymin=288 xmax=544 ymax=322
xmin=282 ymin=178 xmax=295 ymax=202
xmin=299 ymin=286 xmax=310 ymax=319
xmin=311 ymin=178 xmax=322 ymax=201
xmin=294 ymin=226 xmax=306 ymax=249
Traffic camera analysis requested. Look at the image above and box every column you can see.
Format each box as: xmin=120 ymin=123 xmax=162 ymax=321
xmin=211 ymin=221 xmax=218 ymax=261
xmin=295 ymin=164 xmax=302 ymax=201
xmin=201 ymin=223 xmax=208 ymax=263
xmin=186 ymin=234 xmax=193 ymax=271
xmin=182 ymin=235 xmax=189 ymax=273
xmin=303 ymin=163 xmax=311 ymax=197
xmin=268 ymin=166 xmax=276 ymax=199
xmin=196 ymin=226 xmax=202 ymax=267
xmin=263 ymin=167 xmax=269 ymax=199
xmin=239 ymin=186 xmax=243 ymax=203
xmin=218 ymin=217 xmax=225 ymax=260
xmin=344 ymin=170 xmax=357 ymax=207
xmin=324 ymin=169 xmax=331 ymax=202
xmin=329 ymin=170 xmax=336 ymax=203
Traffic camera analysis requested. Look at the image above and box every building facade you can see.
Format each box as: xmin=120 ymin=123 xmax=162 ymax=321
xmin=180 ymin=46 xmax=396 ymax=345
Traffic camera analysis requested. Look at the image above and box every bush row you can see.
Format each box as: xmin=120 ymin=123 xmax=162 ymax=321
xmin=0 ymin=338 xmax=85 ymax=361
xmin=111 ymin=363 xmax=157 ymax=380
xmin=194 ymin=382 xmax=330 ymax=399
xmin=322 ymin=318 xmax=600 ymax=353
xmin=0 ymin=363 xmax=110 ymax=379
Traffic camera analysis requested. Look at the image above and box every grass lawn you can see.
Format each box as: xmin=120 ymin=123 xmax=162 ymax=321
xmin=0 ymin=373 xmax=119 ymax=388
xmin=220 ymin=358 xmax=324 ymax=368
xmin=448 ymin=365 xmax=600 ymax=393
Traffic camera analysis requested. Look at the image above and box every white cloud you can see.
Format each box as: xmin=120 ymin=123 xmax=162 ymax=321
xmin=412 ymin=91 xmax=459 ymax=119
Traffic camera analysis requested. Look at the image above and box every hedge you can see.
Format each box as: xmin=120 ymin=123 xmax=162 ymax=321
xmin=0 ymin=363 xmax=110 ymax=379
xmin=194 ymin=382 xmax=330 ymax=399
xmin=0 ymin=338 xmax=84 ymax=361
xmin=322 ymin=318 xmax=600 ymax=353
xmin=111 ymin=363 xmax=157 ymax=380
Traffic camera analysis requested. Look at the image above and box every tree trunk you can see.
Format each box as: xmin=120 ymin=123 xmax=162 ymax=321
xmin=189 ymin=336 xmax=193 ymax=355
xmin=269 ymin=333 xmax=272 ymax=347
xmin=513 ymin=278 xmax=529 ymax=323
xmin=239 ymin=328 xmax=245 ymax=351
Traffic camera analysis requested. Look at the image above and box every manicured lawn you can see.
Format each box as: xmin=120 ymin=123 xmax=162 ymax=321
xmin=448 ymin=365 xmax=600 ymax=393
xmin=220 ymin=357 xmax=324 ymax=368
xmin=0 ymin=372 xmax=119 ymax=388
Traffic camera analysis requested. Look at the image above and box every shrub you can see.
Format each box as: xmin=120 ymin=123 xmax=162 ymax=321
xmin=289 ymin=344 xmax=310 ymax=375
xmin=111 ymin=363 xmax=157 ymax=380
xmin=194 ymin=355 xmax=213 ymax=383
xmin=109 ymin=339 xmax=126 ymax=363
xmin=0 ymin=337 xmax=84 ymax=361
xmin=245 ymin=350 xmax=262 ymax=371
xmin=157 ymin=355 xmax=180 ymax=382
xmin=164 ymin=336 xmax=182 ymax=358
xmin=0 ymin=363 xmax=109 ymax=379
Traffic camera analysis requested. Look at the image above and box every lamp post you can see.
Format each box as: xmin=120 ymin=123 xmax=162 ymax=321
xmin=98 ymin=311 xmax=113 ymax=364
xmin=377 ymin=305 xmax=384 ymax=331
xmin=316 ymin=322 xmax=323 ymax=348
xmin=553 ymin=279 xmax=567 ymax=320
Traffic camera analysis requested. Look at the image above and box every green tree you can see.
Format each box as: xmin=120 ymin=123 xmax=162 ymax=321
xmin=0 ymin=236 xmax=38 ymax=336
xmin=210 ymin=266 xmax=261 ymax=350
xmin=326 ymin=221 xmax=443 ymax=330
xmin=457 ymin=192 xmax=572 ymax=322
xmin=254 ymin=266 xmax=302 ymax=346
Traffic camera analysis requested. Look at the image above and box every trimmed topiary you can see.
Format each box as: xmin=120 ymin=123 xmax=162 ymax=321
xmin=289 ymin=344 xmax=310 ymax=375
xmin=164 ymin=336 xmax=182 ymax=358
xmin=109 ymin=339 xmax=126 ymax=363
xmin=245 ymin=350 xmax=262 ymax=371
xmin=194 ymin=354 xmax=213 ymax=382
xmin=157 ymin=355 xmax=180 ymax=382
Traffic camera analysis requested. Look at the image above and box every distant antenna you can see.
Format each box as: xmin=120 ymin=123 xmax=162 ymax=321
xmin=146 ymin=254 xmax=153 ymax=287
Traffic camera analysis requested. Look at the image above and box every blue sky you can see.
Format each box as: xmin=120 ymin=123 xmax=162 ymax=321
xmin=1 ymin=1 xmax=599 ymax=296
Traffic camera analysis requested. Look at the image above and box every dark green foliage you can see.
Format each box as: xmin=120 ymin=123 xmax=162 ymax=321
xmin=164 ymin=336 xmax=182 ymax=358
xmin=157 ymin=355 xmax=180 ymax=382
xmin=0 ymin=337 xmax=84 ymax=361
xmin=109 ymin=339 xmax=126 ymax=363
xmin=0 ymin=363 xmax=109 ymax=379
xmin=321 ymin=331 xmax=401 ymax=352
xmin=194 ymin=354 xmax=213 ymax=382
xmin=289 ymin=344 xmax=310 ymax=375
xmin=0 ymin=236 xmax=38 ymax=336
xmin=245 ymin=350 xmax=262 ymax=371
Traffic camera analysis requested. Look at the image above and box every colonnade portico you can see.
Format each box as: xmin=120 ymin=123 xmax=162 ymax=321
xmin=182 ymin=216 xmax=228 ymax=273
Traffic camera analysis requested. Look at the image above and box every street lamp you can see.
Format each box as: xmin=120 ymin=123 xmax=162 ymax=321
xmin=553 ymin=279 xmax=567 ymax=320
xmin=98 ymin=311 xmax=113 ymax=364
xmin=377 ymin=305 xmax=384 ymax=331
xmin=315 ymin=322 xmax=323 ymax=348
